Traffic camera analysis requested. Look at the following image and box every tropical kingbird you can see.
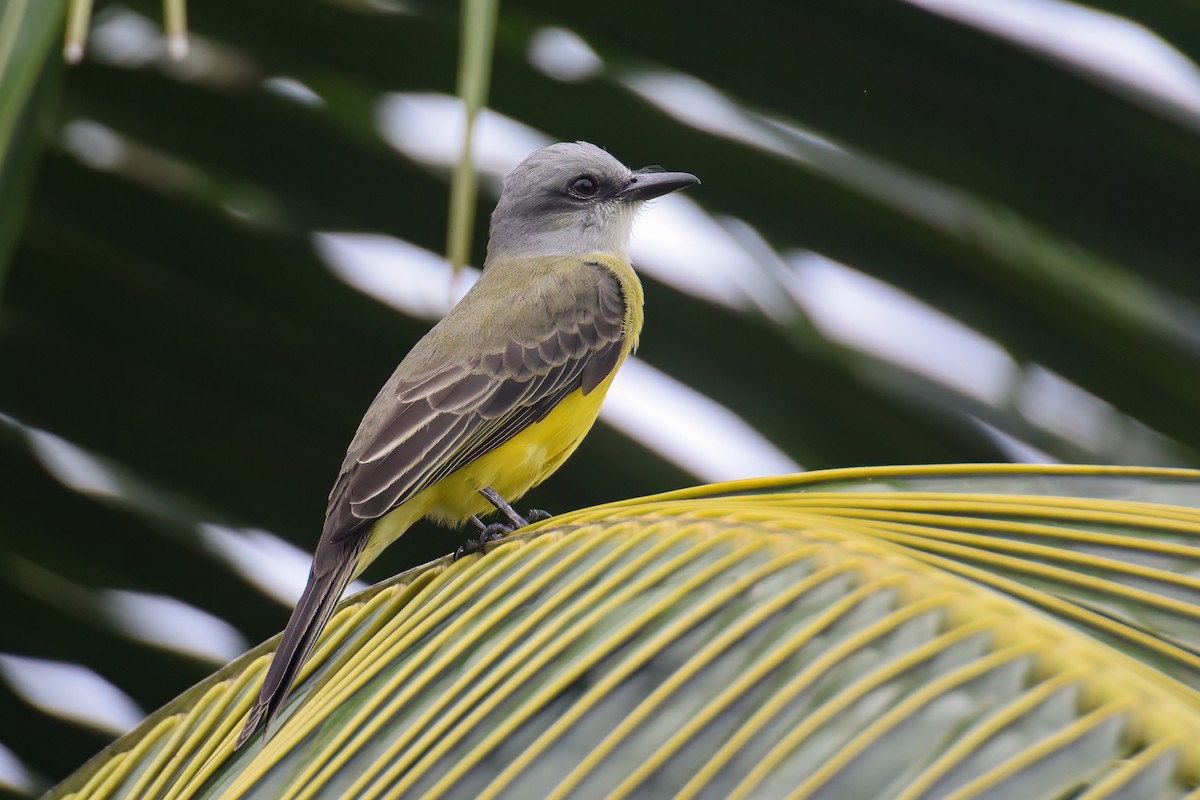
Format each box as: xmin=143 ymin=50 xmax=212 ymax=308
xmin=236 ymin=141 xmax=699 ymax=746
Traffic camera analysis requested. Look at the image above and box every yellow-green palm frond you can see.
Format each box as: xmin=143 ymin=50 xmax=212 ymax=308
xmin=50 ymin=465 xmax=1200 ymax=799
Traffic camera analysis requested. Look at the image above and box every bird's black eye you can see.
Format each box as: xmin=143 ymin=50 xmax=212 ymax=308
xmin=570 ymin=175 xmax=599 ymax=198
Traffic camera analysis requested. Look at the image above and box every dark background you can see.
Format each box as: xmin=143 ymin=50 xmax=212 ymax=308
xmin=2 ymin=0 xmax=1200 ymax=792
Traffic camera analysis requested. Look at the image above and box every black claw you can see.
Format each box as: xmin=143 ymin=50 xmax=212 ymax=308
xmin=527 ymin=509 xmax=552 ymax=523
xmin=479 ymin=522 xmax=513 ymax=542
xmin=454 ymin=522 xmax=514 ymax=561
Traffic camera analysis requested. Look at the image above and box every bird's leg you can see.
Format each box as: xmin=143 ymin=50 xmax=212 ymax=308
xmin=479 ymin=486 xmax=529 ymax=528
xmin=456 ymin=488 xmax=553 ymax=560
xmin=477 ymin=487 xmax=554 ymax=527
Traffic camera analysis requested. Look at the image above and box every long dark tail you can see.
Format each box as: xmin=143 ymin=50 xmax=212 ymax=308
xmin=235 ymin=551 xmax=358 ymax=749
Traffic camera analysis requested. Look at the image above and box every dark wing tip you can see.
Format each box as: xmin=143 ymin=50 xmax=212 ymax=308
xmin=234 ymin=701 xmax=268 ymax=749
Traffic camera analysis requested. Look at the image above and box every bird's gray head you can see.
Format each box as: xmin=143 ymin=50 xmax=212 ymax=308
xmin=486 ymin=141 xmax=699 ymax=263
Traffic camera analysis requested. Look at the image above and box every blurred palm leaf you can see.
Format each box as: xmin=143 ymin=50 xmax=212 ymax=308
xmin=47 ymin=466 xmax=1200 ymax=799
xmin=4 ymin=0 xmax=1200 ymax=792
xmin=0 ymin=0 xmax=65 ymax=283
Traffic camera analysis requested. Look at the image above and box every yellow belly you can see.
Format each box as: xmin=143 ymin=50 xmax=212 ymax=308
xmin=357 ymin=369 xmax=619 ymax=571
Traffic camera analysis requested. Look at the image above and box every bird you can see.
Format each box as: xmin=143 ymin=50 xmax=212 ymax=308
xmin=235 ymin=141 xmax=699 ymax=747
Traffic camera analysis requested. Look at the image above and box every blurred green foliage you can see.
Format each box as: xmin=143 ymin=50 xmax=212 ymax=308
xmin=2 ymin=0 xmax=1200 ymax=792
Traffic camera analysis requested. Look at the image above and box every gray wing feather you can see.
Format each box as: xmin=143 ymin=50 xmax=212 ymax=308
xmin=324 ymin=266 xmax=627 ymax=542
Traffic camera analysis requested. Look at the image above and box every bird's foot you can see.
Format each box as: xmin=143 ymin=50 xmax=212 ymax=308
xmin=454 ymin=522 xmax=513 ymax=561
xmin=460 ymin=493 xmax=553 ymax=560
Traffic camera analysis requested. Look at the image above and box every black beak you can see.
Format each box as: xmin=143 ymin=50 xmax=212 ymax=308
xmin=616 ymin=170 xmax=700 ymax=202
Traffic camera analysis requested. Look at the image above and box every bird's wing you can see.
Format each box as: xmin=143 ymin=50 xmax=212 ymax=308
xmin=323 ymin=266 xmax=628 ymax=543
